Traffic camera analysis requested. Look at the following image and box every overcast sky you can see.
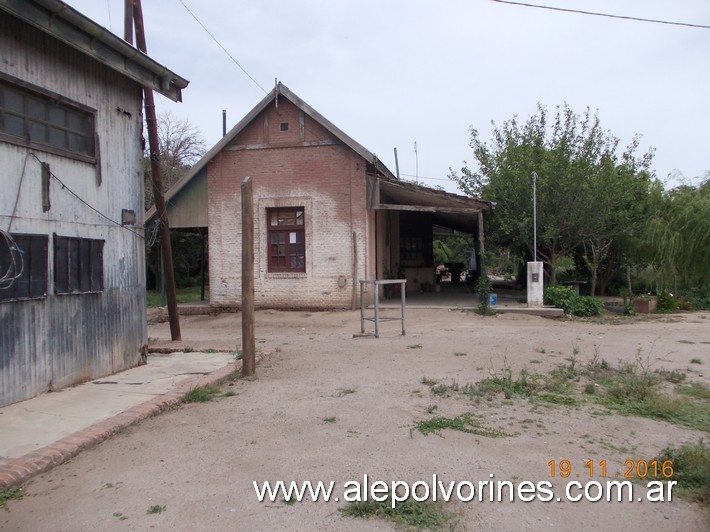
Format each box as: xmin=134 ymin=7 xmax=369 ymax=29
xmin=68 ymin=0 xmax=709 ymax=193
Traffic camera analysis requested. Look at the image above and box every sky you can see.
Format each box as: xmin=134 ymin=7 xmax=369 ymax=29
xmin=67 ymin=0 xmax=709 ymax=193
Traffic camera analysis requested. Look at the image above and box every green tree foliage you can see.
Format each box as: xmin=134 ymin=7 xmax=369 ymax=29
xmin=433 ymin=240 xmax=452 ymax=264
xmin=643 ymin=178 xmax=710 ymax=288
xmin=450 ymin=103 xmax=655 ymax=288
xmin=433 ymin=235 xmax=473 ymax=265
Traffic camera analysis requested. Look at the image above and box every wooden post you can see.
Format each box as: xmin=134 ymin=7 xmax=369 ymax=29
xmin=241 ymin=176 xmax=256 ymax=377
xmin=123 ymin=0 xmax=134 ymax=44
xmin=133 ymin=0 xmax=181 ymax=340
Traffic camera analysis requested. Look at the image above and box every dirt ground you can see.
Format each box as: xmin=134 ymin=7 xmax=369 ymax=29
xmin=2 ymin=308 xmax=709 ymax=531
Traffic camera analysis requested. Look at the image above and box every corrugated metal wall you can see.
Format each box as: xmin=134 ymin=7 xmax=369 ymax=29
xmin=0 ymin=11 xmax=147 ymax=406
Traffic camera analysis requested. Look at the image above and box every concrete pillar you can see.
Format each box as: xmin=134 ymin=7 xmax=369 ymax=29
xmin=527 ymin=261 xmax=544 ymax=307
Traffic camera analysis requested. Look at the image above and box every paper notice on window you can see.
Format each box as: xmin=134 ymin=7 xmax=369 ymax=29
xmin=290 ymin=232 xmax=297 ymax=244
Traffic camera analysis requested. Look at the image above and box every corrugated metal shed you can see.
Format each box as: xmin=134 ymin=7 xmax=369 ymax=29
xmin=0 ymin=1 xmax=184 ymax=406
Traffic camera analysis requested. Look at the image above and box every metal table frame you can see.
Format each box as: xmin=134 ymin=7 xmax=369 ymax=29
xmin=359 ymin=279 xmax=406 ymax=338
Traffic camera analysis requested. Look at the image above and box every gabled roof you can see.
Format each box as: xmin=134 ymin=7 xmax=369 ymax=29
xmin=146 ymin=82 xmax=395 ymax=221
xmin=0 ymin=0 xmax=188 ymax=101
xmin=147 ymin=83 xmax=491 ymax=231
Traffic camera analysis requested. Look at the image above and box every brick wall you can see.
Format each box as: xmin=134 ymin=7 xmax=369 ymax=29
xmin=207 ymin=97 xmax=372 ymax=309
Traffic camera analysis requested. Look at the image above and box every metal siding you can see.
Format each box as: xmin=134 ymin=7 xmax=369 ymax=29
xmin=0 ymin=11 xmax=146 ymax=407
xmin=166 ymin=166 xmax=208 ymax=229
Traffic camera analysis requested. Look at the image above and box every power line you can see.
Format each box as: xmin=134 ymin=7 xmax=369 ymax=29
xmin=177 ymin=0 xmax=269 ymax=93
xmin=26 ymin=153 xmax=145 ymax=239
xmin=491 ymin=0 xmax=710 ymax=30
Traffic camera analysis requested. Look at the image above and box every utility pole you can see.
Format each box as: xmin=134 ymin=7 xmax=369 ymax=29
xmin=123 ymin=0 xmax=133 ymax=45
xmin=133 ymin=0 xmax=181 ymax=340
xmin=241 ymin=176 xmax=256 ymax=377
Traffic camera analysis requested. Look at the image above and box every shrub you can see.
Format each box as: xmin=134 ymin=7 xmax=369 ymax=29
xmin=678 ymin=285 xmax=710 ymax=311
xmin=476 ymin=275 xmax=493 ymax=315
xmin=657 ymin=290 xmax=681 ymax=312
xmin=544 ymin=285 xmax=604 ymax=317
xmin=653 ymin=442 xmax=710 ymax=503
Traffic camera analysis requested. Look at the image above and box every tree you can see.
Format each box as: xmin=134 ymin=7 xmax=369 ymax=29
xmin=643 ymin=177 xmax=710 ymax=289
xmin=145 ymin=113 xmax=207 ymax=290
xmin=144 ymin=111 xmax=207 ymax=209
xmin=579 ymin=137 xmax=655 ymax=295
xmin=450 ymin=103 xmax=655 ymax=288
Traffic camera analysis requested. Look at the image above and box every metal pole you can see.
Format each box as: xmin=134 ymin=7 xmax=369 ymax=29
xmin=400 ymin=280 xmax=406 ymax=336
xmin=359 ymin=280 xmax=365 ymax=334
xmin=532 ymin=171 xmax=538 ymax=263
xmin=374 ymin=281 xmax=380 ymax=338
xmin=414 ymin=141 xmax=418 ymax=184
xmin=393 ymin=147 xmax=400 ymax=180
xmin=477 ymin=211 xmax=486 ymax=278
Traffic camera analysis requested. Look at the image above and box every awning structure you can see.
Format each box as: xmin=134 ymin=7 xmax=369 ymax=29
xmin=368 ymin=176 xmax=491 ymax=234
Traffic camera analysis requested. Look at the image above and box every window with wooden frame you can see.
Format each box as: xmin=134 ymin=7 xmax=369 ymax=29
xmin=0 ymin=74 xmax=96 ymax=162
xmin=54 ymin=235 xmax=104 ymax=295
xmin=267 ymin=207 xmax=305 ymax=272
xmin=0 ymin=233 xmax=48 ymax=302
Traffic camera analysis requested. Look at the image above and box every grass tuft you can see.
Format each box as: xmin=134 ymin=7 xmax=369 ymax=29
xmin=184 ymin=385 xmax=222 ymax=403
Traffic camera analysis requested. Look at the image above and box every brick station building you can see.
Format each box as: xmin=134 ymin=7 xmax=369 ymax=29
xmin=150 ymin=83 xmax=490 ymax=310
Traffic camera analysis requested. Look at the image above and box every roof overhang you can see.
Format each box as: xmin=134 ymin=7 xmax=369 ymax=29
xmin=370 ymin=177 xmax=491 ymax=234
xmin=0 ymin=0 xmax=188 ymax=101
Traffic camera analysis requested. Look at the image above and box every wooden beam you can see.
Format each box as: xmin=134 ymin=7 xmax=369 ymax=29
xmin=224 ymin=139 xmax=340 ymax=151
xmin=375 ymin=203 xmax=481 ymax=214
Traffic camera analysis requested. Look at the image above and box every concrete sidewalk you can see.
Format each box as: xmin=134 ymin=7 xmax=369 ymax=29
xmin=0 ymin=350 xmax=236 ymax=490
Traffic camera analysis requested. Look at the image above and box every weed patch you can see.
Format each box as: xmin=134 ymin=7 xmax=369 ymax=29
xmin=147 ymin=505 xmax=166 ymax=515
xmin=537 ymin=393 xmax=577 ymax=406
xmin=337 ymin=388 xmax=357 ymax=397
xmin=653 ymin=441 xmax=709 ymax=505
xmin=586 ymin=356 xmax=710 ymax=432
xmin=677 ymin=383 xmax=710 ymax=401
xmin=415 ymin=413 xmax=509 ymax=438
xmin=431 ymin=381 xmax=459 ymax=398
xmin=0 ymin=486 xmax=24 ymax=511
xmin=339 ymin=496 xmax=455 ymax=530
